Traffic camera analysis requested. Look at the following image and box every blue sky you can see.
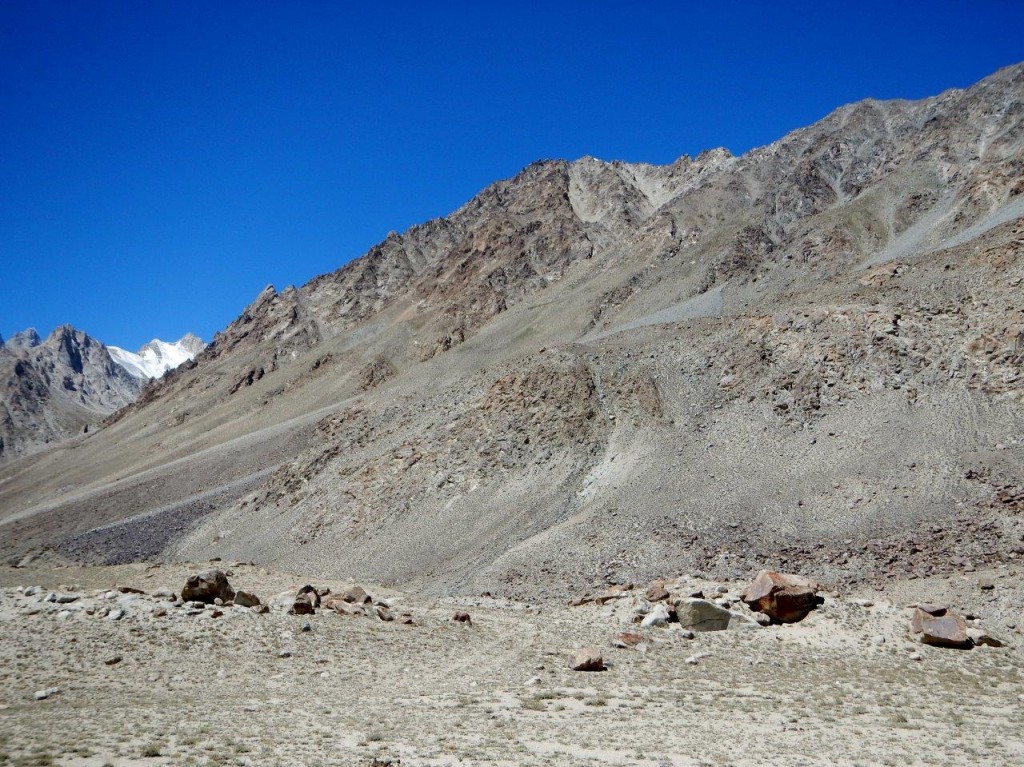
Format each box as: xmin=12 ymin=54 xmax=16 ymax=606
xmin=2 ymin=2 xmax=1022 ymax=349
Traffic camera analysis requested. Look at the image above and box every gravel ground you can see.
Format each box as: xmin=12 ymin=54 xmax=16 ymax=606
xmin=1 ymin=563 xmax=1022 ymax=767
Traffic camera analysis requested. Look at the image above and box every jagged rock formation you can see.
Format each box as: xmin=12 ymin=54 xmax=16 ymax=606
xmin=1 ymin=63 xmax=1023 ymax=598
xmin=0 ymin=328 xmax=204 ymax=461
xmin=0 ymin=326 xmax=142 ymax=460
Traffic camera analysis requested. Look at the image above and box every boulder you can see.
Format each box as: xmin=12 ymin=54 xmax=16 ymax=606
xmin=909 ymin=608 xmax=971 ymax=648
xmin=741 ymin=571 xmax=820 ymax=623
xmin=568 ymin=647 xmax=605 ymax=671
xmin=674 ymin=598 xmax=735 ymax=631
xmin=645 ymin=581 xmax=670 ymax=602
xmin=289 ymin=592 xmax=317 ymax=615
xmin=640 ymin=602 xmax=673 ymax=628
xmin=339 ymin=585 xmax=372 ymax=604
xmin=330 ymin=601 xmax=368 ymax=618
xmin=233 ymin=590 xmax=261 ymax=608
xmin=296 ymin=585 xmax=321 ymax=608
xmin=611 ymin=631 xmax=645 ymax=649
xmin=966 ymin=627 xmax=1004 ymax=648
xmin=181 ymin=570 xmax=235 ymax=604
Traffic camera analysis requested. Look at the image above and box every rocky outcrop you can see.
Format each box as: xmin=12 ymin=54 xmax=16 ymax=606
xmin=180 ymin=570 xmax=235 ymax=604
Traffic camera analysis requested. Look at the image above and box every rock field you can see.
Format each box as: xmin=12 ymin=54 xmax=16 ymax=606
xmin=1 ymin=562 xmax=1022 ymax=766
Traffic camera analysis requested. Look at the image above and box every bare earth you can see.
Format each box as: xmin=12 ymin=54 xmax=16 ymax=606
xmin=1 ymin=563 xmax=1022 ymax=767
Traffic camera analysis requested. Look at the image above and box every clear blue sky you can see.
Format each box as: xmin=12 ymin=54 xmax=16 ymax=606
xmin=2 ymin=2 xmax=1022 ymax=349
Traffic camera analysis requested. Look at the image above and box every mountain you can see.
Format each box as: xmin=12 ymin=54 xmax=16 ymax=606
xmin=108 ymin=333 xmax=206 ymax=380
xmin=0 ymin=326 xmax=143 ymax=460
xmin=1 ymin=63 xmax=1022 ymax=598
xmin=4 ymin=328 xmax=42 ymax=350
xmin=0 ymin=328 xmax=205 ymax=461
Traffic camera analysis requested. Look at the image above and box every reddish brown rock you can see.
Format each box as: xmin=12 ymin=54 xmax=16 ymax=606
xmin=612 ymin=631 xmax=645 ymax=648
xmin=910 ymin=608 xmax=971 ymax=648
xmin=398 ymin=613 xmax=415 ymax=625
xmin=289 ymin=592 xmax=317 ymax=615
xmin=645 ymin=581 xmax=670 ymax=602
xmin=452 ymin=611 xmax=472 ymax=624
xmin=568 ymin=647 xmax=605 ymax=671
xmin=741 ymin=571 xmax=820 ymax=623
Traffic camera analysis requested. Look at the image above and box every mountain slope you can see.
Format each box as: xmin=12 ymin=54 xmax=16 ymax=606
xmin=1 ymin=63 xmax=1022 ymax=597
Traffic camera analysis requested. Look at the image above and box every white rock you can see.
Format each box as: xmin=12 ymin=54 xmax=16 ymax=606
xmin=33 ymin=687 xmax=59 ymax=700
xmin=871 ymin=635 xmax=886 ymax=646
xmin=107 ymin=608 xmax=126 ymax=621
xmin=640 ymin=603 xmax=672 ymax=628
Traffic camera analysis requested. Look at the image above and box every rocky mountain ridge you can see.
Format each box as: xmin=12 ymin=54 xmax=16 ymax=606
xmin=1 ymin=63 xmax=1022 ymax=599
xmin=0 ymin=327 xmax=204 ymax=461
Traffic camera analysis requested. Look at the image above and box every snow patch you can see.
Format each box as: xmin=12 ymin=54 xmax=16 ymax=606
xmin=109 ymin=335 xmax=204 ymax=380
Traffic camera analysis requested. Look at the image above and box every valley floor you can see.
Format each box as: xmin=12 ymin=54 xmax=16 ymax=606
xmin=1 ymin=563 xmax=1023 ymax=767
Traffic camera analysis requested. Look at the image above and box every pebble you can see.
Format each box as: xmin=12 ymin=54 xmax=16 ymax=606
xmin=107 ymin=608 xmax=126 ymax=621
xmin=871 ymin=635 xmax=885 ymax=646
xmin=104 ymin=655 xmax=123 ymax=666
xmin=685 ymin=653 xmax=712 ymax=665
xmin=908 ymin=652 xmax=923 ymax=661
xmin=278 ymin=650 xmax=292 ymax=658
xmin=33 ymin=687 xmax=59 ymax=701
xmin=301 ymin=620 xmax=313 ymax=632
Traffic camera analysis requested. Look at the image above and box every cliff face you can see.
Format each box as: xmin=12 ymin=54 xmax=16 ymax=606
xmin=1 ymin=64 xmax=1023 ymax=596
xmin=0 ymin=326 xmax=142 ymax=460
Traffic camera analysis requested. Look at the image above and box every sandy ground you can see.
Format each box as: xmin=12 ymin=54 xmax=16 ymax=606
xmin=1 ymin=563 xmax=1023 ymax=767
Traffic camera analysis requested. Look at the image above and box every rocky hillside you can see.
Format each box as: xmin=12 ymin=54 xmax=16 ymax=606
xmin=1 ymin=63 xmax=1022 ymax=598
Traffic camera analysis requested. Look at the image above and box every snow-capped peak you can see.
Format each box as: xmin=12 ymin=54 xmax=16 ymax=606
xmin=108 ymin=334 xmax=205 ymax=380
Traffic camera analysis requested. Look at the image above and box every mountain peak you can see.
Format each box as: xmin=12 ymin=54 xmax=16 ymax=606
xmin=5 ymin=328 xmax=42 ymax=350
xmin=109 ymin=334 xmax=205 ymax=380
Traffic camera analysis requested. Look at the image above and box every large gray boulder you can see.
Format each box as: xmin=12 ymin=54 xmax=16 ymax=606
xmin=674 ymin=598 xmax=736 ymax=631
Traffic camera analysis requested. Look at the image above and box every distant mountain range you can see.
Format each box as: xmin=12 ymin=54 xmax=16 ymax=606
xmin=0 ymin=328 xmax=203 ymax=460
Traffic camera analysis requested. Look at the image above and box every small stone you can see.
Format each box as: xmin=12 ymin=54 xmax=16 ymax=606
xmin=33 ymin=687 xmax=59 ymax=701
xmin=301 ymin=620 xmax=313 ymax=632
xmin=452 ymin=611 xmax=472 ymax=624
xmin=978 ymin=580 xmax=995 ymax=591
xmin=54 ymin=593 xmax=79 ymax=604
xmin=107 ymin=608 xmax=125 ymax=621
xmin=908 ymin=652 xmax=923 ymax=661
xmin=278 ymin=650 xmax=292 ymax=658
xmin=152 ymin=607 xmax=167 ymax=618
xmin=398 ymin=613 xmax=414 ymax=625
xmin=104 ymin=655 xmax=123 ymax=666
xmin=871 ymin=635 xmax=886 ymax=646
xmin=685 ymin=653 xmax=712 ymax=665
